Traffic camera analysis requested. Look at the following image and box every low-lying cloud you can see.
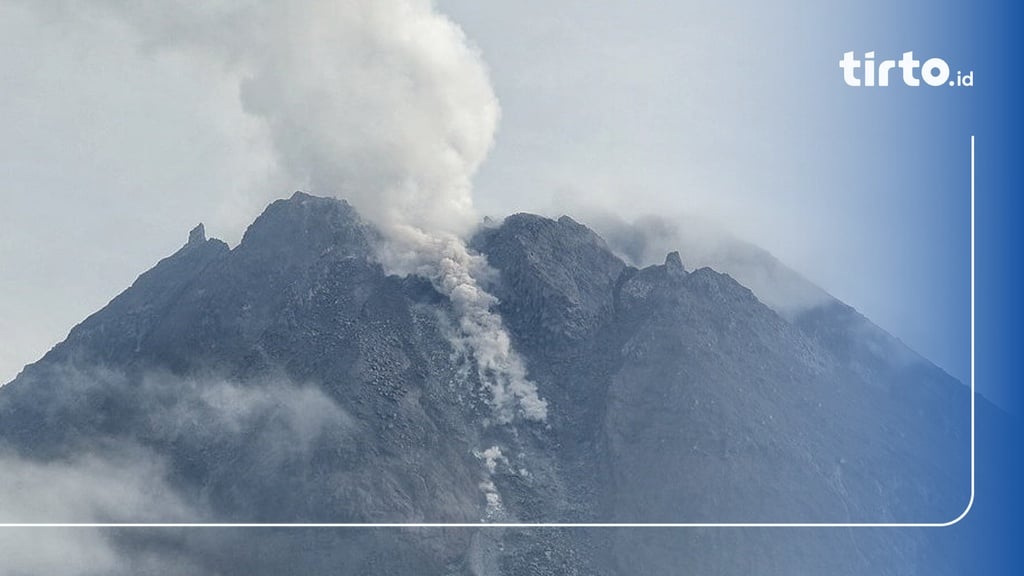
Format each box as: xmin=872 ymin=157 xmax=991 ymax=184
xmin=0 ymin=365 xmax=357 ymax=520
xmin=0 ymin=364 xmax=364 ymax=574
xmin=586 ymin=212 xmax=834 ymax=318
xmin=0 ymin=441 xmax=204 ymax=576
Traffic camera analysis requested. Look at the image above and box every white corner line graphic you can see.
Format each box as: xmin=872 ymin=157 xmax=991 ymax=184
xmin=1 ymin=137 xmax=977 ymax=529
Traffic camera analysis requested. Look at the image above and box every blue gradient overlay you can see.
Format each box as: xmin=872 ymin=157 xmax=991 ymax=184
xmin=801 ymin=1 xmax=1022 ymax=572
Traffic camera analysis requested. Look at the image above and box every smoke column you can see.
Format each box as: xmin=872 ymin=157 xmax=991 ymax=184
xmin=30 ymin=0 xmax=546 ymax=422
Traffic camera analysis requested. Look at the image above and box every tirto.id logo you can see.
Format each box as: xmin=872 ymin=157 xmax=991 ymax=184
xmin=839 ymin=51 xmax=973 ymax=87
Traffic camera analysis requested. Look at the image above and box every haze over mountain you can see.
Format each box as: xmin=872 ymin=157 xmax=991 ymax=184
xmin=0 ymin=193 xmax=989 ymax=575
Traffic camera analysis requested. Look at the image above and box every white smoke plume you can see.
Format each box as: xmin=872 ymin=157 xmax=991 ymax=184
xmin=392 ymin=229 xmax=547 ymax=422
xmin=25 ymin=0 xmax=545 ymax=422
xmin=474 ymin=445 xmax=508 ymax=474
xmin=579 ymin=210 xmax=835 ymax=318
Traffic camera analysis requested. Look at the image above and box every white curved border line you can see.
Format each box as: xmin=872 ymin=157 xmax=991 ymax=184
xmin=2 ymin=136 xmax=976 ymax=529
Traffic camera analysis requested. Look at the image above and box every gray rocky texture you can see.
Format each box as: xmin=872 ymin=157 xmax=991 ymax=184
xmin=0 ymin=193 xmax=997 ymax=575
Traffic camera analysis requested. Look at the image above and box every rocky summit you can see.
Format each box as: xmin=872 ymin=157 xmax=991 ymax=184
xmin=0 ymin=192 xmax=994 ymax=575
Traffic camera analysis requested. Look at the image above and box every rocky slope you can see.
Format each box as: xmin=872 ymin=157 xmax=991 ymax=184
xmin=0 ymin=192 xmax=986 ymax=575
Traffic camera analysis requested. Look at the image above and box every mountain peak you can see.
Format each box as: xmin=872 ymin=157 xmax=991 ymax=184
xmin=236 ymin=192 xmax=370 ymax=263
xmin=0 ymin=193 xmax=976 ymax=575
xmin=472 ymin=212 xmax=626 ymax=347
xmin=288 ymin=190 xmax=319 ymax=203
xmin=187 ymin=223 xmax=206 ymax=245
xmin=664 ymin=250 xmax=685 ymax=275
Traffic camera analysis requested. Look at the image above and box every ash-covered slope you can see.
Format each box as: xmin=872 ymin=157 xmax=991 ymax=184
xmin=0 ymin=193 xmax=982 ymax=575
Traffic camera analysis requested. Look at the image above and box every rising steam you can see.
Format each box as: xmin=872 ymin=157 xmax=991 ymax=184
xmin=30 ymin=0 xmax=545 ymax=422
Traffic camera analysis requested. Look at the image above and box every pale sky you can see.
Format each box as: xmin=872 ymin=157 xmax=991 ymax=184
xmin=0 ymin=1 xmax=972 ymax=405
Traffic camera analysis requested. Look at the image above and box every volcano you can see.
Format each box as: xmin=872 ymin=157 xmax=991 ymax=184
xmin=0 ymin=192 xmax=991 ymax=575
